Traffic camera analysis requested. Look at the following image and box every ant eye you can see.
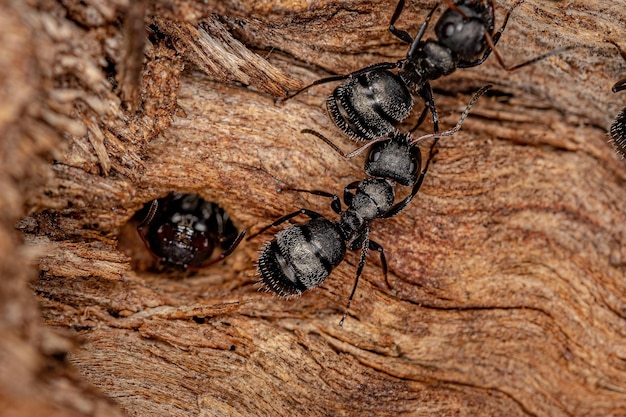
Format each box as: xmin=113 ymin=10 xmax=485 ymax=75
xmin=368 ymin=141 xmax=389 ymax=163
xmin=442 ymin=22 xmax=457 ymax=38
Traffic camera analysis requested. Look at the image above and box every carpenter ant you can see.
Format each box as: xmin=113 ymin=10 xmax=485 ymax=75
xmin=250 ymin=85 xmax=490 ymax=325
xmin=288 ymin=0 xmax=573 ymax=141
xmin=605 ymin=39 xmax=626 ymax=159
xmin=137 ymin=193 xmax=245 ymax=270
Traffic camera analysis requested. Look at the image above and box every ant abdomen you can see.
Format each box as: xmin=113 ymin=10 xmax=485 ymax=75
xmin=258 ymin=217 xmax=346 ymax=296
xmin=291 ymin=0 xmax=573 ymax=143
xmin=611 ymin=109 xmax=626 ymax=159
xmin=327 ymin=69 xmax=413 ymax=141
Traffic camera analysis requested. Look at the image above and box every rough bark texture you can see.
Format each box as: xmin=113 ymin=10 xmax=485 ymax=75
xmin=2 ymin=0 xmax=626 ymax=416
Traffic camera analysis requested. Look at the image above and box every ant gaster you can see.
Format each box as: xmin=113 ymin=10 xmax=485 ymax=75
xmin=251 ymin=86 xmax=491 ymax=325
xmin=137 ymin=193 xmax=245 ymax=270
xmin=605 ymin=39 xmax=626 ymax=159
xmin=289 ymin=0 xmax=573 ymax=141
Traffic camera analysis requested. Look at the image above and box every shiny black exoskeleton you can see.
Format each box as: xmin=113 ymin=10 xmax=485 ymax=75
xmin=252 ymin=85 xmax=491 ymax=325
xmin=291 ymin=0 xmax=571 ymax=141
xmin=605 ymin=39 xmax=626 ymax=159
xmin=137 ymin=193 xmax=245 ymax=270
xmin=254 ymin=175 xmax=420 ymax=326
xmin=612 ymin=111 xmax=626 ymax=159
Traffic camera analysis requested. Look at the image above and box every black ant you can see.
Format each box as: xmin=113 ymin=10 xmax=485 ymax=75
xmin=288 ymin=0 xmax=573 ymax=141
xmin=250 ymin=85 xmax=491 ymax=325
xmin=605 ymin=39 xmax=626 ymax=159
xmin=137 ymin=193 xmax=245 ymax=270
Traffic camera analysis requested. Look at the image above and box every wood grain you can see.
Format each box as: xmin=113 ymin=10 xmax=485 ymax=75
xmin=2 ymin=0 xmax=625 ymax=416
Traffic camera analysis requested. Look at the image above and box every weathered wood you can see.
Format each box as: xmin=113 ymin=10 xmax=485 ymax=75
xmin=2 ymin=0 xmax=626 ymax=416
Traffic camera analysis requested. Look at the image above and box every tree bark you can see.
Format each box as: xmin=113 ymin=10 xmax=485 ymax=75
xmin=2 ymin=0 xmax=626 ymax=416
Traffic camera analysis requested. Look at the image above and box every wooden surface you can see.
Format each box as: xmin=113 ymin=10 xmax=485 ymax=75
xmin=2 ymin=0 xmax=626 ymax=416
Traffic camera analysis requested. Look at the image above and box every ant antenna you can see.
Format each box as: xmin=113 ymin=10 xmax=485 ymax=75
xmin=605 ymin=39 xmax=626 ymax=93
xmin=186 ymin=230 xmax=246 ymax=271
xmin=301 ymin=129 xmax=391 ymax=158
xmin=411 ymin=84 xmax=493 ymax=146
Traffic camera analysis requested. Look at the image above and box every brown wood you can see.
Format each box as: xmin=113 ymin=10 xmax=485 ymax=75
xmin=2 ymin=0 xmax=626 ymax=415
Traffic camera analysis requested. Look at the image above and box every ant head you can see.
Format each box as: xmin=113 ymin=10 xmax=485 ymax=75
xmin=136 ymin=193 xmax=242 ymax=271
xmin=152 ymin=220 xmax=214 ymax=269
xmin=435 ymin=1 xmax=493 ymax=63
xmin=365 ymin=134 xmax=422 ymax=186
xmin=257 ymin=219 xmax=346 ymax=296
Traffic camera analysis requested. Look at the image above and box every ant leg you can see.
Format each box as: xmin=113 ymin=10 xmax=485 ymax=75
xmin=286 ymin=74 xmax=354 ymax=101
xmin=286 ymin=62 xmax=400 ymax=100
xmin=605 ymin=39 xmax=626 ymax=93
xmin=389 ymin=0 xmax=413 ymax=43
xmin=301 ymin=129 xmax=351 ymax=158
xmin=287 ymin=188 xmax=342 ymax=213
xmin=342 ymin=181 xmax=360 ymax=208
xmin=613 ymin=77 xmax=626 ymax=94
xmin=412 ymin=84 xmax=493 ymax=145
xmin=136 ymin=199 xmax=164 ymax=261
xmin=344 ymin=137 xmax=391 ymax=158
xmin=137 ymin=199 xmax=159 ymax=249
xmin=214 ymin=209 xmax=226 ymax=238
xmin=492 ymin=0 xmax=524 ymax=44
xmin=302 ymin=129 xmax=391 ymax=159
xmin=339 ymin=227 xmax=371 ymax=326
xmin=391 ymin=0 xmax=441 ymax=45
xmin=404 ymin=3 xmax=441 ymax=58
xmin=605 ymin=39 xmax=626 ymax=62
xmin=368 ymin=240 xmax=389 ymax=290
xmin=385 ymin=84 xmax=493 ymax=218
xmin=406 ymin=1 xmax=443 ymax=57
xmin=419 ymin=83 xmax=440 ymax=135
xmin=137 ymin=199 xmax=158 ymax=233
xmin=187 ymin=230 xmax=246 ymax=271
xmin=288 ymin=189 xmax=336 ymax=198
xmin=247 ymin=208 xmax=323 ymax=240
xmin=409 ymin=105 xmax=430 ymax=133
xmin=498 ymin=45 xmax=577 ymax=72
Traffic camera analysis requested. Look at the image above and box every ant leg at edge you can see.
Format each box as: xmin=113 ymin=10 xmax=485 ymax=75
xmin=247 ymin=209 xmax=323 ymax=240
xmin=339 ymin=227 xmax=371 ymax=327
xmin=285 ymin=62 xmax=400 ymax=100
